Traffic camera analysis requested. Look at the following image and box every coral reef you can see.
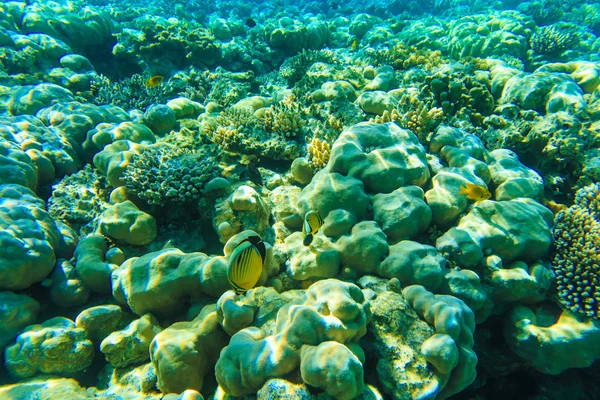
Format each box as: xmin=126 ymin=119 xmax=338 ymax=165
xmin=3 ymin=1 xmax=600 ymax=398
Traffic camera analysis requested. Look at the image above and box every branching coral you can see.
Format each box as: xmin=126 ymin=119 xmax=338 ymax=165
xmin=571 ymin=4 xmax=600 ymax=36
xmin=364 ymin=44 xmax=446 ymax=72
xmin=307 ymin=137 xmax=331 ymax=171
xmin=89 ymin=74 xmax=173 ymax=111
xmin=372 ymin=94 xmax=444 ymax=144
xmin=260 ymin=95 xmax=306 ymax=138
xmin=525 ymin=0 xmax=576 ymax=26
xmin=427 ymin=70 xmax=495 ymax=118
xmin=530 ymin=25 xmax=581 ymax=56
xmin=122 ymin=145 xmax=222 ymax=206
xmin=553 ymin=182 xmax=600 ymax=318
xmin=204 ymin=101 xmax=303 ymax=161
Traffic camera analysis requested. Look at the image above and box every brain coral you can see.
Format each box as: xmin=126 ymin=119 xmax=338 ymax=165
xmin=215 ymin=279 xmax=371 ymax=397
xmin=553 ymin=182 xmax=600 ymax=318
xmin=0 ymin=184 xmax=77 ymax=290
xmin=327 ymin=122 xmax=430 ymax=193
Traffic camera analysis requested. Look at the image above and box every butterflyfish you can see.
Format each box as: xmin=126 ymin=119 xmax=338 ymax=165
xmin=227 ymin=235 xmax=266 ymax=295
xmin=302 ymin=211 xmax=324 ymax=246
xmin=145 ymin=75 xmax=164 ymax=88
xmin=459 ymin=183 xmax=491 ymax=203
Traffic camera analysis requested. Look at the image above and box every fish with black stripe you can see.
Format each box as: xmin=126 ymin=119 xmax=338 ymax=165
xmin=227 ymin=234 xmax=267 ymax=295
xmin=302 ymin=211 xmax=324 ymax=246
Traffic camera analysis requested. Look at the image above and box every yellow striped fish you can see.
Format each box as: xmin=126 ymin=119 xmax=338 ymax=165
xmin=302 ymin=211 xmax=324 ymax=246
xmin=227 ymin=235 xmax=266 ymax=295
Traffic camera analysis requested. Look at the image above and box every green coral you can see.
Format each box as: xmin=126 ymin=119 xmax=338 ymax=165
xmin=364 ymin=43 xmax=445 ymax=72
xmin=113 ymin=18 xmax=221 ymax=72
xmin=571 ymin=4 xmax=600 ymax=36
xmin=526 ymin=0 xmax=575 ymax=26
xmin=205 ymin=68 xmax=254 ymax=108
xmin=47 ymin=164 xmax=111 ymax=235
xmin=553 ymin=182 xmax=600 ymax=318
xmin=427 ymin=70 xmax=495 ymax=117
xmin=89 ymin=74 xmax=175 ymax=111
xmin=447 ymin=12 xmax=533 ymax=61
xmin=279 ymin=49 xmax=338 ymax=85
xmin=204 ymin=101 xmax=304 ymax=161
xmin=260 ymin=95 xmax=307 ymax=139
xmin=122 ymin=145 xmax=222 ymax=206
xmin=530 ymin=25 xmax=581 ymax=56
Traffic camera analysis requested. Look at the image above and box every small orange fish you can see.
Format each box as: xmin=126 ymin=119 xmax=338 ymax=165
xmin=459 ymin=183 xmax=491 ymax=202
xmin=351 ymin=39 xmax=359 ymax=51
xmin=145 ymin=75 xmax=164 ymax=88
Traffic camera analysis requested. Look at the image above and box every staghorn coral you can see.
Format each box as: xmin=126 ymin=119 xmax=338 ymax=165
xmin=530 ymin=25 xmax=581 ymax=56
xmin=88 ymin=69 xmax=210 ymax=110
xmin=553 ymin=183 xmax=600 ymax=318
xmin=122 ymin=144 xmax=222 ymax=206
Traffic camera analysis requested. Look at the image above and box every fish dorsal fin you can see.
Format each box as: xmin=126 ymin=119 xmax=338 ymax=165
xmin=245 ymin=234 xmax=266 ymax=264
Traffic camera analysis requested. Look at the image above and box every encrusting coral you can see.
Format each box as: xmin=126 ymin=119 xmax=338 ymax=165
xmin=47 ymin=164 xmax=111 ymax=235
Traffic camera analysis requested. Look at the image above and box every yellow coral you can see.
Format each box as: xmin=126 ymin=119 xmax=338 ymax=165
xmin=261 ymin=95 xmax=306 ymax=138
xmin=371 ymin=95 xmax=443 ymax=144
xmin=308 ymin=137 xmax=331 ymax=170
xmin=372 ymin=109 xmax=401 ymax=124
xmin=327 ymin=115 xmax=344 ymax=132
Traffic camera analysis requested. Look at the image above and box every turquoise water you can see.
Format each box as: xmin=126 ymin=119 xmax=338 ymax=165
xmin=1 ymin=0 xmax=599 ymax=399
